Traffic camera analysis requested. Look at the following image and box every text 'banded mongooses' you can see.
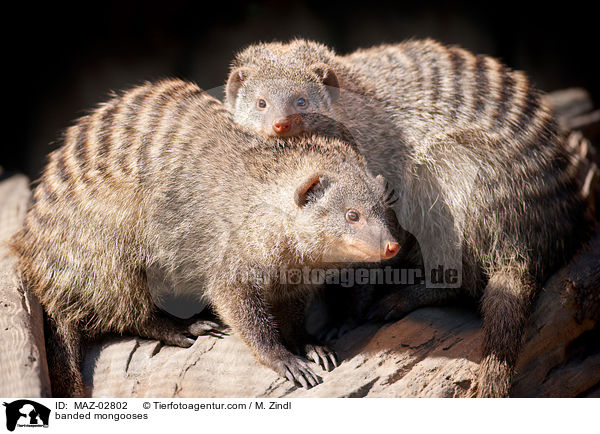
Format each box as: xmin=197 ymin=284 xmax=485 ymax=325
xmin=10 ymin=79 xmax=403 ymax=396
xmin=225 ymin=38 xmax=592 ymax=397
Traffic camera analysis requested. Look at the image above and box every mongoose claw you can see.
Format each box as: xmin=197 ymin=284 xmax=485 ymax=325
xmin=161 ymin=333 xmax=197 ymax=348
xmin=188 ymin=320 xmax=230 ymax=339
xmin=161 ymin=320 xmax=229 ymax=348
xmin=276 ymin=356 xmax=322 ymax=389
xmin=304 ymin=344 xmax=338 ymax=372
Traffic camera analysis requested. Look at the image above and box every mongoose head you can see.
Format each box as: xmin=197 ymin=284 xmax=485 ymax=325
xmin=293 ymin=171 xmax=401 ymax=263
xmin=226 ymin=40 xmax=340 ymax=138
xmin=244 ymin=137 xmax=403 ymax=263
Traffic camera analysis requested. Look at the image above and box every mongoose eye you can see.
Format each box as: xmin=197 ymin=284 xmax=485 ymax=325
xmin=296 ymin=97 xmax=308 ymax=108
xmin=257 ymin=99 xmax=267 ymax=109
xmin=345 ymin=209 xmax=361 ymax=223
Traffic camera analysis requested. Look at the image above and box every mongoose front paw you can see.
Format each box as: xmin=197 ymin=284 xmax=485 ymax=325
xmin=161 ymin=332 xmax=197 ymax=348
xmin=273 ymin=355 xmax=322 ymax=389
xmin=304 ymin=344 xmax=338 ymax=372
xmin=188 ymin=319 xmax=229 ymax=338
xmin=161 ymin=319 xmax=229 ymax=348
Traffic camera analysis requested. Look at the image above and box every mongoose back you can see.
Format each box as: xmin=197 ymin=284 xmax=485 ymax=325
xmin=225 ymin=39 xmax=593 ymax=396
xmin=10 ymin=78 xmax=402 ymax=396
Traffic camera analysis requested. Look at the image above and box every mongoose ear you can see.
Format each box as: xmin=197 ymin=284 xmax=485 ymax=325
xmin=295 ymin=174 xmax=327 ymax=207
xmin=226 ymin=67 xmax=252 ymax=106
xmin=310 ymin=63 xmax=340 ymax=102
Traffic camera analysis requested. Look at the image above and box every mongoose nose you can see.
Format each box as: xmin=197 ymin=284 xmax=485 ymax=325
xmin=273 ymin=118 xmax=291 ymax=134
xmin=383 ymin=241 xmax=400 ymax=259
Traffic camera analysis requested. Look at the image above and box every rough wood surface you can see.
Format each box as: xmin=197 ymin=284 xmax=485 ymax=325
xmin=0 ymin=174 xmax=51 ymax=397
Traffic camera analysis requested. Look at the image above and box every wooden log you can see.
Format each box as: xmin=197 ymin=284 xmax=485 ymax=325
xmin=0 ymin=175 xmax=51 ymax=397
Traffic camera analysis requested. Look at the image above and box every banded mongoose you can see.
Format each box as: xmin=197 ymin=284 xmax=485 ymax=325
xmin=10 ymin=78 xmax=403 ymax=396
xmin=225 ymin=39 xmax=593 ymax=397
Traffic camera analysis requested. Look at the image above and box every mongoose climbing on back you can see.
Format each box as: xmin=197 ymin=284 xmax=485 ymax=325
xmin=10 ymin=78 xmax=402 ymax=396
xmin=225 ymin=38 xmax=593 ymax=397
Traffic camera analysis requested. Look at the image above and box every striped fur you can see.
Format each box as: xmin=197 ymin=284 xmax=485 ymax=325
xmin=226 ymin=39 xmax=594 ymax=396
xmin=10 ymin=78 xmax=401 ymax=395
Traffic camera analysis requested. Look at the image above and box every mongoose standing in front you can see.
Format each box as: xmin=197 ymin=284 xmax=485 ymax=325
xmin=225 ymin=39 xmax=593 ymax=397
xmin=10 ymin=79 xmax=402 ymax=396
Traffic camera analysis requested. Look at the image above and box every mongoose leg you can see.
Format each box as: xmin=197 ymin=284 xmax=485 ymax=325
xmin=136 ymin=314 xmax=228 ymax=348
xmin=367 ymin=284 xmax=462 ymax=321
xmin=476 ymin=265 xmax=535 ymax=397
xmin=272 ymin=296 xmax=338 ymax=372
xmin=216 ymin=286 xmax=323 ymax=389
xmin=44 ymin=317 xmax=86 ymax=397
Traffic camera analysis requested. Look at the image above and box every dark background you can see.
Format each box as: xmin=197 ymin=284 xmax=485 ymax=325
xmin=3 ymin=1 xmax=598 ymax=179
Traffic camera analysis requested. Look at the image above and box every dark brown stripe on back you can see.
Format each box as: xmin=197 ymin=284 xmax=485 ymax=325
xmin=118 ymin=87 xmax=155 ymax=176
xmin=448 ymin=48 xmax=465 ymax=121
xmin=493 ymin=65 xmax=516 ymax=131
xmin=73 ymin=117 xmax=91 ymax=182
xmin=37 ymin=180 xmax=58 ymax=206
xmin=138 ymin=82 xmax=200 ymax=185
xmin=514 ymin=82 xmax=542 ymax=138
xmin=430 ymin=61 xmax=441 ymax=103
xmin=95 ymin=102 xmax=120 ymax=177
xmin=29 ymin=204 xmax=51 ymax=228
xmin=52 ymin=146 xmax=70 ymax=187
xmin=517 ymin=118 xmax=561 ymax=180
xmin=473 ymin=55 xmax=488 ymax=116
xmin=159 ymin=88 xmax=205 ymax=154
xmin=157 ymin=104 xmax=185 ymax=158
xmin=155 ymin=90 xmax=208 ymax=181
xmin=402 ymin=46 xmax=424 ymax=102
